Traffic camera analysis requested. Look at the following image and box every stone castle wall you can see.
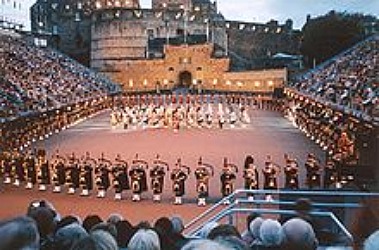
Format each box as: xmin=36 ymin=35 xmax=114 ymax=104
xmin=101 ymin=43 xmax=286 ymax=93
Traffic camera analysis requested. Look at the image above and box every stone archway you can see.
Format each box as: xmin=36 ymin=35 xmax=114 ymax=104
xmin=178 ymin=71 xmax=192 ymax=88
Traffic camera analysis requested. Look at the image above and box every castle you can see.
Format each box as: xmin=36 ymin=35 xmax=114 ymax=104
xmin=30 ymin=0 xmax=300 ymax=92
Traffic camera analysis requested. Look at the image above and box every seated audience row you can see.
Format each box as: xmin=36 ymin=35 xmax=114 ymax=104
xmin=0 ymin=199 xmax=377 ymax=249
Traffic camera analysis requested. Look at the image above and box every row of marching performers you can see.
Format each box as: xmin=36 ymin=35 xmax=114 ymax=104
xmin=110 ymin=102 xmax=251 ymax=131
xmin=1 ymin=150 xmax=342 ymax=206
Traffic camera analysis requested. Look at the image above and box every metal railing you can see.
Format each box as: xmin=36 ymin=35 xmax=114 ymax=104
xmin=184 ymin=189 xmax=379 ymax=244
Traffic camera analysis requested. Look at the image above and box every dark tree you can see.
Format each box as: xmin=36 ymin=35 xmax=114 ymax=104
xmin=300 ymin=11 xmax=372 ymax=67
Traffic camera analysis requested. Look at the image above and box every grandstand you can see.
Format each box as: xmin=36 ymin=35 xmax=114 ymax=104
xmin=0 ymin=6 xmax=379 ymax=250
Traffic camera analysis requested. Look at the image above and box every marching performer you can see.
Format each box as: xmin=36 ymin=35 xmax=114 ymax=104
xmin=129 ymin=154 xmax=148 ymax=202
xmin=1 ymin=151 xmax=12 ymax=184
xmin=95 ymin=154 xmax=112 ymax=198
xmin=243 ymin=155 xmax=259 ymax=200
xmin=24 ymin=150 xmax=37 ymax=189
xmin=110 ymin=110 xmax=118 ymax=128
xmin=262 ymin=155 xmax=280 ymax=201
xmin=194 ymin=157 xmax=214 ymax=206
xmin=112 ymin=154 xmax=129 ymax=200
xmin=305 ymin=153 xmax=321 ymax=189
xmin=66 ymin=153 xmax=80 ymax=194
xmin=220 ymin=158 xmax=238 ymax=204
xmin=80 ymin=152 xmax=96 ymax=196
xmin=217 ymin=103 xmax=225 ymax=129
xmin=283 ymin=154 xmax=299 ymax=189
xmin=150 ymin=155 xmax=169 ymax=202
xmin=228 ymin=106 xmax=238 ymax=128
xmin=36 ymin=149 xmax=50 ymax=191
xmin=52 ymin=150 xmax=66 ymax=193
xmin=12 ymin=151 xmax=25 ymax=187
xmin=324 ymin=158 xmax=337 ymax=189
xmin=170 ymin=158 xmax=190 ymax=205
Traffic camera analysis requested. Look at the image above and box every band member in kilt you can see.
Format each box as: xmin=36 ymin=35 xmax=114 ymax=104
xmin=1 ymin=151 xmax=12 ymax=184
xmin=24 ymin=150 xmax=37 ymax=189
xmin=243 ymin=155 xmax=259 ymax=201
xmin=171 ymin=158 xmax=190 ymax=205
xmin=112 ymin=154 xmax=129 ymax=200
xmin=52 ymin=150 xmax=66 ymax=193
xmin=305 ymin=153 xmax=321 ymax=189
xmin=80 ymin=152 xmax=96 ymax=196
xmin=150 ymin=155 xmax=169 ymax=202
xmin=194 ymin=157 xmax=214 ymax=206
xmin=129 ymin=154 xmax=148 ymax=201
xmin=220 ymin=158 xmax=238 ymax=204
xmin=95 ymin=154 xmax=112 ymax=198
xmin=262 ymin=155 xmax=280 ymax=201
xmin=323 ymin=158 xmax=337 ymax=189
xmin=283 ymin=154 xmax=299 ymax=190
xmin=12 ymin=151 xmax=25 ymax=187
xmin=66 ymin=153 xmax=80 ymax=194
xmin=36 ymin=149 xmax=50 ymax=191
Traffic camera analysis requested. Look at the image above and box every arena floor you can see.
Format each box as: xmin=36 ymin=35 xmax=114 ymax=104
xmin=0 ymin=109 xmax=325 ymax=225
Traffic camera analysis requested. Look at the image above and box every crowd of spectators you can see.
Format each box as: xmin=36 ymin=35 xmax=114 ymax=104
xmin=0 ymin=33 xmax=119 ymax=121
xmin=289 ymin=35 xmax=378 ymax=121
xmin=0 ymin=199 xmax=378 ymax=250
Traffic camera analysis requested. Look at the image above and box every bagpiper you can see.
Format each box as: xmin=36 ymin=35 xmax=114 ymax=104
xmin=24 ymin=150 xmax=37 ymax=189
xmin=52 ymin=150 xmax=66 ymax=193
xmin=112 ymin=154 xmax=129 ymax=200
xmin=220 ymin=158 xmax=238 ymax=204
xmin=305 ymin=153 xmax=321 ymax=189
xmin=262 ymin=155 xmax=280 ymax=201
xmin=150 ymin=155 xmax=169 ymax=202
xmin=66 ymin=153 xmax=80 ymax=194
xmin=80 ymin=152 xmax=96 ymax=196
xmin=1 ymin=151 xmax=12 ymax=184
xmin=323 ymin=158 xmax=338 ymax=189
xmin=12 ymin=151 xmax=25 ymax=187
xmin=129 ymin=154 xmax=148 ymax=202
xmin=243 ymin=155 xmax=259 ymax=201
xmin=171 ymin=158 xmax=190 ymax=205
xmin=36 ymin=149 xmax=50 ymax=191
xmin=283 ymin=154 xmax=299 ymax=190
xmin=95 ymin=153 xmax=112 ymax=198
xmin=194 ymin=157 xmax=214 ymax=206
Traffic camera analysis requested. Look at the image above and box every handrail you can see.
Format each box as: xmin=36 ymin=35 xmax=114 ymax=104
xmin=184 ymin=189 xmax=379 ymax=238
xmin=189 ymin=207 xmax=354 ymax=244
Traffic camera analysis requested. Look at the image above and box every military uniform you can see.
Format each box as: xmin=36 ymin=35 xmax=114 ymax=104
xmin=52 ymin=153 xmax=66 ymax=193
xmin=112 ymin=157 xmax=129 ymax=200
xmin=323 ymin=159 xmax=337 ymax=189
xmin=24 ymin=152 xmax=37 ymax=189
xmin=80 ymin=154 xmax=95 ymax=196
xmin=220 ymin=159 xmax=238 ymax=204
xmin=66 ymin=156 xmax=80 ymax=194
xmin=194 ymin=159 xmax=213 ymax=206
xmin=37 ymin=151 xmax=50 ymax=191
xmin=305 ymin=154 xmax=321 ymax=189
xmin=150 ymin=157 xmax=168 ymax=202
xmin=284 ymin=160 xmax=299 ymax=189
xmin=262 ymin=157 xmax=279 ymax=201
xmin=95 ymin=158 xmax=111 ymax=198
xmin=129 ymin=157 xmax=148 ymax=201
xmin=1 ymin=152 xmax=12 ymax=184
xmin=12 ymin=152 xmax=25 ymax=187
xmin=170 ymin=164 xmax=188 ymax=205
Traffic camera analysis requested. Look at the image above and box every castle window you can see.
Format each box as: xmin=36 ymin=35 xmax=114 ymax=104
xmin=196 ymin=67 xmax=202 ymax=71
xmin=168 ymin=67 xmax=174 ymax=72
xmin=179 ymin=57 xmax=191 ymax=64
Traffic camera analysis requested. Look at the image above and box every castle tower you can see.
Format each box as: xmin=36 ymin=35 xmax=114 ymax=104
xmin=152 ymin=0 xmax=191 ymax=10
